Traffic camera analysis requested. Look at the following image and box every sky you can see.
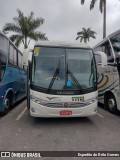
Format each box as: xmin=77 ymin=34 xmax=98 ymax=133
xmin=0 ymin=0 xmax=120 ymax=52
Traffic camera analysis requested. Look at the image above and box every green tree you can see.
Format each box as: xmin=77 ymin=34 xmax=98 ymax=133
xmin=3 ymin=9 xmax=48 ymax=48
xmin=81 ymin=0 xmax=106 ymax=39
xmin=76 ymin=27 xmax=96 ymax=44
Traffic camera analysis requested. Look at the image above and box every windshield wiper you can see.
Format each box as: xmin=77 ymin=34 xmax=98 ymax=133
xmin=66 ymin=63 xmax=84 ymax=93
xmin=47 ymin=60 xmax=60 ymax=93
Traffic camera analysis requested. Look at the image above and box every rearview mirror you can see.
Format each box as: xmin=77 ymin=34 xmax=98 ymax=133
xmin=23 ymin=49 xmax=33 ymax=66
xmin=23 ymin=49 xmax=29 ymax=66
xmin=94 ymin=51 xmax=107 ymax=68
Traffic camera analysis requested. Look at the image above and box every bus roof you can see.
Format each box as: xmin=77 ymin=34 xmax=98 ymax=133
xmin=35 ymin=41 xmax=91 ymax=49
xmin=93 ymin=29 xmax=120 ymax=49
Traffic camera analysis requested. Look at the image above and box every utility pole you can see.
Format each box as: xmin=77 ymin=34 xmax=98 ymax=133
xmin=103 ymin=0 xmax=106 ymax=39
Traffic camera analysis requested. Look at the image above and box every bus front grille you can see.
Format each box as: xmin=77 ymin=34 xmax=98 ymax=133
xmin=43 ymin=102 xmax=87 ymax=108
xmin=30 ymin=95 xmax=97 ymax=108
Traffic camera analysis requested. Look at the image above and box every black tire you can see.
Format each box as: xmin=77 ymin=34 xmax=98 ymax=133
xmin=105 ymin=93 xmax=118 ymax=114
xmin=1 ymin=97 xmax=11 ymax=116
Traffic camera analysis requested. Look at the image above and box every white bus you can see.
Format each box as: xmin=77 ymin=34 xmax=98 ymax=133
xmin=93 ymin=30 xmax=120 ymax=114
xmin=23 ymin=41 xmax=107 ymax=117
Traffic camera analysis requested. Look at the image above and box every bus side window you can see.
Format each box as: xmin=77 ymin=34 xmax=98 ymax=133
xmin=101 ymin=41 xmax=114 ymax=63
xmin=104 ymin=45 xmax=112 ymax=56
xmin=13 ymin=48 xmax=17 ymax=66
xmin=18 ymin=52 xmax=22 ymax=69
xmin=9 ymin=44 xmax=14 ymax=64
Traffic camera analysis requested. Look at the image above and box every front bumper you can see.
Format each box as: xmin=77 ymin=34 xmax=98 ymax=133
xmin=30 ymin=100 xmax=97 ymax=117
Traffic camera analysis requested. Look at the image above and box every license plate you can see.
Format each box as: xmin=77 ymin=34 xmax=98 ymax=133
xmin=60 ymin=110 xmax=72 ymax=116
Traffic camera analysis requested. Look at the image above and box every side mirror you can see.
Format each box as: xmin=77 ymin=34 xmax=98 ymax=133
xmin=94 ymin=51 xmax=107 ymax=68
xmin=23 ymin=49 xmax=33 ymax=66
xmin=23 ymin=49 xmax=29 ymax=66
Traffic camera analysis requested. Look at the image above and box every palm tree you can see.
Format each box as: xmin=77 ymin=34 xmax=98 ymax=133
xmin=76 ymin=27 xmax=96 ymax=44
xmin=81 ymin=0 xmax=106 ymax=39
xmin=3 ymin=9 xmax=48 ymax=48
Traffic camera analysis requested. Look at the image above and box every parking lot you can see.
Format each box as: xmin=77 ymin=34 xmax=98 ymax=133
xmin=0 ymin=99 xmax=120 ymax=159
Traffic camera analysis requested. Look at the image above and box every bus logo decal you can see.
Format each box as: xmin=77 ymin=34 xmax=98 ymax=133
xmin=63 ymin=103 xmax=69 ymax=108
xmin=47 ymin=97 xmax=59 ymax=100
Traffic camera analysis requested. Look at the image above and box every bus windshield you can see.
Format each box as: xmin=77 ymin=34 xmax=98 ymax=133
xmin=0 ymin=34 xmax=7 ymax=82
xmin=32 ymin=47 xmax=97 ymax=93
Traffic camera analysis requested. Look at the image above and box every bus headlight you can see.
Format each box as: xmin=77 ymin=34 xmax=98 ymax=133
xmin=30 ymin=95 xmax=45 ymax=104
xmin=88 ymin=97 xmax=97 ymax=104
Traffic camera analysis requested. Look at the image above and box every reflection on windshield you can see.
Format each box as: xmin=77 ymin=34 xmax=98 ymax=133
xmin=66 ymin=66 xmax=84 ymax=93
xmin=66 ymin=49 xmax=96 ymax=90
xmin=32 ymin=47 xmax=65 ymax=90
xmin=32 ymin=47 xmax=97 ymax=92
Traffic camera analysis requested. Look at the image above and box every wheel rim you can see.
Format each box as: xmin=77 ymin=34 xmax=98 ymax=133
xmin=4 ymin=98 xmax=10 ymax=110
xmin=108 ymin=98 xmax=115 ymax=110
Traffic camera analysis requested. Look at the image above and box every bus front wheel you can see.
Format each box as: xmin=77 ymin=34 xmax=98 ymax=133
xmin=106 ymin=93 xmax=118 ymax=114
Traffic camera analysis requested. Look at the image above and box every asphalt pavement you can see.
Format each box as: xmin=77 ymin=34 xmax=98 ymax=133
xmin=0 ymin=99 xmax=120 ymax=160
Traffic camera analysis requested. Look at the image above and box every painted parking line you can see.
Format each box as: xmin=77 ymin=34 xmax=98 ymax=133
xmin=16 ymin=107 xmax=27 ymax=121
xmin=97 ymin=113 xmax=104 ymax=118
